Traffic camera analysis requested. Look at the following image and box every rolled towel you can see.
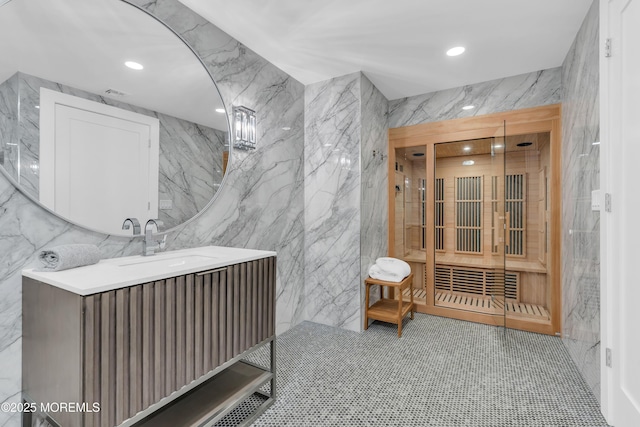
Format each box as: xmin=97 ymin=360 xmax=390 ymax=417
xmin=368 ymin=264 xmax=406 ymax=283
xmin=36 ymin=244 xmax=102 ymax=272
xmin=375 ymin=257 xmax=411 ymax=277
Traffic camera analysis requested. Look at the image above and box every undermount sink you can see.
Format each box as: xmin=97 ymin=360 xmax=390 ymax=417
xmin=117 ymin=253 xmax=219 ymax=267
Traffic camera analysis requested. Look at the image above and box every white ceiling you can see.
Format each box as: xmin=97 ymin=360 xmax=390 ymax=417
xmin=179 ymin=0 xmax=593 ymax=100
xmin=0 ymin=0 xmax=227 ymax=130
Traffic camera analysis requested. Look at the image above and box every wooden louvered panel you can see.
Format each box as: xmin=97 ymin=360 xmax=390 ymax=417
xmin=434 ymin=265 xmax=519 ymax=302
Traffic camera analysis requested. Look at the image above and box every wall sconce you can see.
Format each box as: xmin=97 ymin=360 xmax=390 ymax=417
xmin=233 ymin=106 xmax=256 ymax=150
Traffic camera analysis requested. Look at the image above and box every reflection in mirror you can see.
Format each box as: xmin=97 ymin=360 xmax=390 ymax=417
xmin=0 ymin=0 xmax=229 ymax=235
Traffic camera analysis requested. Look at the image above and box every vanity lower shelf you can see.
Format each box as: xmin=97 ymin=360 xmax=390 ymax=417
xmin=133 ymin=361 xmax=273 ymax=427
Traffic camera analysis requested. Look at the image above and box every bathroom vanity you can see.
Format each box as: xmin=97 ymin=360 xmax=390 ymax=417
xmin=22 ymin=246 xmax=276 ymax=427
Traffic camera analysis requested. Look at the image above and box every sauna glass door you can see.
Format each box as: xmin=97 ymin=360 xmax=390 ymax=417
xmin=433 ymin=127 xmax=507 ymax=325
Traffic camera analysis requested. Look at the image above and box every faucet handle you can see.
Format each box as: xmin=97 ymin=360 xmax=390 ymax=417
xmin=159 ymin=234 xmax=167 ymax=250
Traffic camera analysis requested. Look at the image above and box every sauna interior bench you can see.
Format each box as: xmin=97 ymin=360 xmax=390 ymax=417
xmin=22 ymin=246 xmax=276 ymax=427
xmin=364 ymin=273 xmax=414 ymax=337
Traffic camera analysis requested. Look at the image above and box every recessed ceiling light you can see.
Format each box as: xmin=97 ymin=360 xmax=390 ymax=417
xmin=494 ymin=144 xmax=503 ymax=149
xmin=462 ymin=160 xmax=475 ymax=166
xmin=215 ymin=108 xmax=225 ymax=113
xmin=446 ymin=46 xmax=465 ymax=56
xmin=282 ymin=127 xmax=291 ymax=131
xmin=592 ymin=141 xmax=601 ymax=145
xmin=124 ymin=61 xmax=144 ymax=70
xmin=463 ymin=146 xmax=471 ymax=151
xmin=462 ymin=105 xmax=474 ymax=110
xmin=35 ymin=105 xmax=40 ymax=109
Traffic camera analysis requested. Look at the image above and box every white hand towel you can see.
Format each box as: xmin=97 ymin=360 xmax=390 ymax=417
xmin=375 ymin=257 xmax=411 ymax=277
xmin=368 ymin=264 xmax=405 ymax=282
xmin=36 ymin=244 xmax=102 ymax=272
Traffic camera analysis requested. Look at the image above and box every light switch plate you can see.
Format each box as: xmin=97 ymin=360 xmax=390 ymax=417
xmin=591 ymin=190 xmax=601 ymax=211
xmin=159 ymin=199 xmax=173 ymax=210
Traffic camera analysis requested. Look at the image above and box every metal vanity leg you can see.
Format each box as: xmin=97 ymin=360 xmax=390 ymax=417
xmin=270 ymin=338 xmax=277 ymax=399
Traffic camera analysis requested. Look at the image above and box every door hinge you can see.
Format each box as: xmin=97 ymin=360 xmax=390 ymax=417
xmin=605 ymin=38 xmax=612 ymax=57
xmin=605 ymin=193 xmax=612 ymax=212
xmin=606 ymin=348 xmax=612 ymax=367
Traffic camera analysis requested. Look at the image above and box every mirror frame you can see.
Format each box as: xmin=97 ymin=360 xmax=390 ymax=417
xmin=0 ymin=0 xmax=232 ymax=237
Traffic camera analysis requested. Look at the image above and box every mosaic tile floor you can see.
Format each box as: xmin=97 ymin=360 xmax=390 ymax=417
xmin=217 ymin=315 xmax=609 ymax=427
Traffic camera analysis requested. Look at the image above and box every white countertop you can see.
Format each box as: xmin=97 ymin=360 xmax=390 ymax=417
xmin=22 ymin=246 xmax=277 ymax=296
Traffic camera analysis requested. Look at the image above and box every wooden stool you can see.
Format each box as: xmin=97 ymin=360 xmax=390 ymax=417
xmin=364 ymin=273 xmax=414 ymax=337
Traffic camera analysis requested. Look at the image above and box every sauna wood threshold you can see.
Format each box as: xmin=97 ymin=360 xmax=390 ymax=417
xmin=132 ymin=362 xmax=273 ymax=427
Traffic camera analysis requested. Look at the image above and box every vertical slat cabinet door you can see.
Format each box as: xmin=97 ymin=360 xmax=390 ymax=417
xmin=232 ymin=264 xmax=241 ymax=356
xmin=83 ymin=295 xmax=100 ymax=427
xmin=115 ymin=288 xmax=130 ymax=425
xmin=269 ymin=257 xmax=276 ymax=337
xmin=129 ymin=285 xmax=143 ymax=417
xmin=175 ymin=276 xmax=186 ymax=388
xmin=211 ymin=271 xmax=220 ymax=370
xmin=185 ymin=274 xmax=195 ymax=383
xmin=251 ymin=260 xmax=259 ymax=346
xmin=153 ymin=280 xmax=165 ymax=403
xmin=226 ymin=266 xmax=234 ymax=361
xmin=218 ymin=269 xmax=227 ymax=364
xmin=165 ymin=278 xmax=176 ymax=396
xmin=194 ymin=274 xmax=204 ymax=378
xmin=258 ymin=259 xmax=264 ymax=342
xmin=239 ymin=262 xmax=247 ymax=353
xmin=101 ymin=291 xmax=116 ymax=427
xmin=141 ymin=282 xmax=154 ymax=409
xmin=203 ymin=273 xmax=212 ymax=374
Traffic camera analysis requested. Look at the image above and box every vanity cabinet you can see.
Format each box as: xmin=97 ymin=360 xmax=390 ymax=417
xmin=23 ymin=254 xmax=276 ymax=427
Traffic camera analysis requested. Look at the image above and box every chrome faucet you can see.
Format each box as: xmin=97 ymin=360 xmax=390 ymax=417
xmin=122 ymin=218 xmax=141 ymax=235
xmin=143 ymin=219 xmax=166 ymax=256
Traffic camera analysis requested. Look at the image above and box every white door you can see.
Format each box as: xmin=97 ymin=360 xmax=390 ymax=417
xmin=39 ymin=89 xmax=159 ymax=235
xmin=601 ymin=0 xmax=640 ymax=425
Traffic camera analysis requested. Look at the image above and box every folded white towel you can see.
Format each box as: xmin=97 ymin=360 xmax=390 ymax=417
xmin=375 ymin=257 xmax=411 ymax=277
xmin=368 ymin=264 xmax=406 ymax=283
xmin=36 ymin=244 xmax=102 ymax=272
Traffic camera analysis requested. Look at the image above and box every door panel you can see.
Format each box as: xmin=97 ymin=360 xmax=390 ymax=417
xmin=603 ymin=0 xmax=640 ymax=424
xmin=39 ymin=88 xmax=159 ymax=234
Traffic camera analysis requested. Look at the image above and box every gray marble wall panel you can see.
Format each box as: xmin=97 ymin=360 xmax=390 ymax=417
xmin=304 ymin=72 xmax=362 ymax=332
xmin=360 ymin=74 xmax=389 ymax=315
xmin=561 ymin=0 xmax=600 ymax=403
xmin=0 ymin=0 xmax=305 ymax=425
xmin=0 ymin=74 xmax=18 ymax=179
xmin=389 ymin=68 xmax=562 ymax=128
xmin=10 ymin=72 xmax=227 ymax=229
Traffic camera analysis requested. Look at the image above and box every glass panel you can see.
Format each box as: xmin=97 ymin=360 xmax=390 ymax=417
xmin=490 ymin=125 xmax=506 ymax=327
xmin=394 ymin=146 xmax=427 ymax=305
xmin=503 ymin=130 xmax=552 ymax=327
xmin=433 ymin=134 xmax=506 ymax=325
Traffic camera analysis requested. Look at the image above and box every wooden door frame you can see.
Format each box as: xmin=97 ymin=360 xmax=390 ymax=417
xmin=388 ymin=104 xmax=562 ymax=335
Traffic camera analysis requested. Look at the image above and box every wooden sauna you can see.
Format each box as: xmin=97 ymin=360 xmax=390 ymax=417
xmin=388 ymin=105 xmax=561 ymax=335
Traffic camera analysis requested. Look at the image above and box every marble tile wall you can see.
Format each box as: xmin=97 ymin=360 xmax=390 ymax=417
xmin=0 ymin=0 xmax=305 ymax=425
xmin=304 ymin=72 xmax=389 ymax=332
xmin=0 ymin=74 xmax=18 ymax=179
xmin=360 ymin=74 xmax=389 ymax=313
xmin=304 ymin=72 xmax=362 ymax=332
xmin=6 ymin=71 xmax=227 ymax=230
xmin=560 ymin=0 xmax=600 ymax=403
xmin=389 ymin=68 xmax=562 ymax=128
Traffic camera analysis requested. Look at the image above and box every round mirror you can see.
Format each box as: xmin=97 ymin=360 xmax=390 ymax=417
xmin=0 ymin=0 xmax=230 ymax=236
